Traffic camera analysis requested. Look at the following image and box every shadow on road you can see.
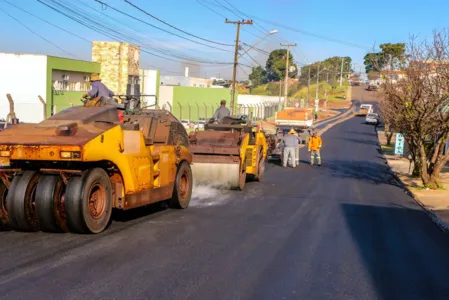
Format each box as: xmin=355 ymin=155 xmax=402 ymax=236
xmin=112 ymin=202 xmax=168 ymax=222
xmin=324 ymin=159 xmax=400 ymax=186
xmin=341 ymin=203 xmax=449 ymax=299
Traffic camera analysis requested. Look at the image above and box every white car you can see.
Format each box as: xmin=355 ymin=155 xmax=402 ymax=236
xmin=193 ymin=120 xmax=206 ymax=129
xmin=365 ymin=113 xmax=379 ymax=125
xmin=181 ymin=119 xmax=190 ymax=129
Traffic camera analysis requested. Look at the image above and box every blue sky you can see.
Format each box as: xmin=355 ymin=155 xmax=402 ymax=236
xmin=0 ymin=0 xmax=448 ymax=80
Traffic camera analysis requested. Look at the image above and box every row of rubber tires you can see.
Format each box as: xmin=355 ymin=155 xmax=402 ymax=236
xmin=0 ymin=162 xmax=193 ymax=234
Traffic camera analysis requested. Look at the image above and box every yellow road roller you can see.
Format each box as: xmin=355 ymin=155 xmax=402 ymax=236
xmin=0 ymin=102 xmax=193 ymax=234
xmin=187 ymin=116 xmax=267 ymax=190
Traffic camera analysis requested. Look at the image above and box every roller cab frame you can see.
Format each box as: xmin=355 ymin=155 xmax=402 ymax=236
xmin=0 ymin=105 xmax=193 ymax=234
xmin=188 ymin=117 xmax=267 ymax=190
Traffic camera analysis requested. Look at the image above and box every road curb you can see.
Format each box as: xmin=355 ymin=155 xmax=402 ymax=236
xmin=374 ymin=127 xmax=449 ymax=234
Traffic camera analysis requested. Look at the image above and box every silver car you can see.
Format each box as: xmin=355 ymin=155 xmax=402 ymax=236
xmin=365 ymin=113 xmax=379 ymax=125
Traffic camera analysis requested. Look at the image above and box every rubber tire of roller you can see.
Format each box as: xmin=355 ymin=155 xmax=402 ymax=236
xmin=6 ymin=171 xmax=41 ymax=232
xmin=65 ymin=168 xmax=113 ymax=234
xmin=169 ymin=161 xmax=193 ymax=209
xmin=256 ymin=157 xmax=265 ymax=182
xmin=0 ymin=180 xmax=8 ymax=228
xmin=35 ymin=175 xmax=68 ymax=233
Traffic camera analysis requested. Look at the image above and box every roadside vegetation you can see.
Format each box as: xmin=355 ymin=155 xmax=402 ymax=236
xmin=246 ymin=49 xmax=352 ymax=105
xmin=378 ymin=29 xmax=449 ymax=189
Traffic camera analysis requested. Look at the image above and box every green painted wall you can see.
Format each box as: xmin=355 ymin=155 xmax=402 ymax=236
xmin=46 ymin=56 xmax=101 ymax=116
xmin=171 ymin=86 xmax=236 ymax=121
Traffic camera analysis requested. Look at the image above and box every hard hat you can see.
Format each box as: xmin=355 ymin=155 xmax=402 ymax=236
xmin=90 ymin=73 xmax=101 ymax=81
xmin=288 ymin=128 xmax=297 ymax=135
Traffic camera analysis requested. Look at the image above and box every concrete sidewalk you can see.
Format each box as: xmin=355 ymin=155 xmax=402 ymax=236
xmin=377 ymin=129 xmax=449 ymax=231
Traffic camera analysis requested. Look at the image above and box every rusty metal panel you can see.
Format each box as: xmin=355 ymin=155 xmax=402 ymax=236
xmin=190 ymin=145 xmax=240 ymax=155
xmin=123 ymin=183 xmax=173 ymax=210
xmin=192 ymin=154 xmax=240 ymax=164
xmin=0 ymin=120 xmax=116 ymax=146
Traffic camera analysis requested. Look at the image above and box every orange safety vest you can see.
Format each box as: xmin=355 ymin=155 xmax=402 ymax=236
xmin=308 ymin=135 xmax=322 ymax=151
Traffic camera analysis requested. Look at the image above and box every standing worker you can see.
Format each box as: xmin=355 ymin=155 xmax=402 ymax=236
xmin=308 ymin=129 xmax=322 ymax=166
xmin=212 ymin=99 xmax=231 ymax=122
xmin=282 ymin=128 xmax=299 ymax=168
xmin=82 ymin=73 xmax=115 ymax=104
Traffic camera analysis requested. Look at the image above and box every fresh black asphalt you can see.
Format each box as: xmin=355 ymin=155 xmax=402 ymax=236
xmin=1 ymin=87 xmax=449 ymax=300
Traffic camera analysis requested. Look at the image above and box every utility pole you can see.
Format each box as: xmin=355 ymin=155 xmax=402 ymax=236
xmin=339 ymin=57 xmax=345 ymax=87
xmin=280 ymin=43 xmax=296 ymax=109
xmin=307 ymin=67 xmax=311 ymax=106
xmin=226 ymin=19 xmax=253 ymax=115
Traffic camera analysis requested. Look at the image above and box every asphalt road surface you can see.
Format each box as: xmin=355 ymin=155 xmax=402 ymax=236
xmin=1 ymin=86 xmax=449 ymax=300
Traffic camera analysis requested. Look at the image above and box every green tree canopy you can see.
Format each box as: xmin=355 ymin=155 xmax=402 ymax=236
xmin=364 ymin=43 xmax=406 ymax=73
xmin=248 ymin=66 xmax=267 ymax=87
xmin=265 ymin=49 xmax=298 ymax=82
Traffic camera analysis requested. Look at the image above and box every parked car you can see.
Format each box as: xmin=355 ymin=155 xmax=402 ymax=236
xmin=365 ymin=113 xmax=379 ymax=125
xmin=193 ymin=119 xmax=206 ymax=129
xmin=181 ymin=119 xmax=190 ymax=129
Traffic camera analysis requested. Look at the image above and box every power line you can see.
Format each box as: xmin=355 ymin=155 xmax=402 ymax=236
xmin=246 ymin=52 xmax=263 ymax=68
xmin=238 ymin=64 xmax=249 ymax=76
xmin=92 ymin=0 xmax=231 ymax=53
xmin=195 ymin=0 xmax=272 ymax=43
xmin=77 ymin=0 xmax=222 ymax=56
xmin=0 ymin=5 xmax=77 ymax=58
xmin=221 ymin=0 xmax=287 ymax=44
xmin=199 ymin=0 xmax=371 ymax=50
xmin=37 ymin=0 xmax=232 ymax=65
xmin=122 ymin=0 xmax=233 ymax=47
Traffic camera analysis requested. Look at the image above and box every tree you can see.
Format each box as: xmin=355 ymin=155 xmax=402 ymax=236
xmin=379 ymin=43 xmax=406 ymax=69
xmin=266 ymin=49 xmax=298 ymax=82
xmin=364 ymin=43 xmax=406 ymax=73
xmin=379 ymin=30 xmax=449 ymax=188
xmin=364 ymin=52 xmax=383 ymax=73
xmin=248 ymin=66 xmax=267 ymax=87
xmin=300 ymin=56 xmax=352 ymax=86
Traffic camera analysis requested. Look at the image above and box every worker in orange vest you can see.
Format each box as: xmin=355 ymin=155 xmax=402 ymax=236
xmin=308 ymin=129 xmax=322 ymax=166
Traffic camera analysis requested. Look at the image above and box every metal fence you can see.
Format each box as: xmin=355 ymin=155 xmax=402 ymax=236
xmin=160 ymin=100 xmax=282 ymax=122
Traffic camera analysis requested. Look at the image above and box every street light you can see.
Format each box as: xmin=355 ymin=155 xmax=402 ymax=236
xmin=238 ymin=29 xmax=278 ymax=59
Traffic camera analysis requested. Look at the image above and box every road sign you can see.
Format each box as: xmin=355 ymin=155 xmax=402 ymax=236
xmin=395 ymin=133 xmax=405 ymax=156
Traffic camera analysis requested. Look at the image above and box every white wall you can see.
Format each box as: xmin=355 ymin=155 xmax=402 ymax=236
xmin=159 ymin=86 xmax=174 ymax=111
xmin=237 ymin=95 xmax=283 ymax=119
xmin=140 ymin=69 xmax=158 ymax=107
xmin=0 ymin=54 xmax=48 ymax=123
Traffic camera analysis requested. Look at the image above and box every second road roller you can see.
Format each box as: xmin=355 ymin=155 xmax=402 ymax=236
xmin=0 ymin=96 xmax=193 ymax=234
xmin=188 ymin=115 xmax=267 ymax=190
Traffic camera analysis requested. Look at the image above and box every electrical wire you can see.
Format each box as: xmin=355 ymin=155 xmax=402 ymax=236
xmin=37 ymin=0 xmax=233 ymax=65
xmin=122 ymin=0 xmax=233 ymax=47
xmin=238 ymin=64 xmax=249 ymax=76
xmin=2 ymin=0 xmax=193 ymax=75
xmin=199 ymin=0 xmax=372 ymax=50
xmin=92 ymin=0 xmax=231 ymax=53
xmin=0 ymin=5 xmax=77 ymax=58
